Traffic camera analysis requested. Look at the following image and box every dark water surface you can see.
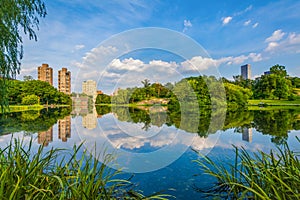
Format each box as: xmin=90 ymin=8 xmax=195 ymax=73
xmin=1 ymin=106 xmax=300 ymax=199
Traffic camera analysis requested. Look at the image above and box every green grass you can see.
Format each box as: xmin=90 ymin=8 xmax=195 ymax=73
xmin=248 ymin=99 xmax=300 ymax=106
xmin=0 ymin=138 xmax=172 ymax=199
xmin=0 ymin=105 xmax=44 ymax=113
xmin=248 ymin=105 xmax=300 ymax=111
xmin=195 ymin=138 xmax=300 ymax=199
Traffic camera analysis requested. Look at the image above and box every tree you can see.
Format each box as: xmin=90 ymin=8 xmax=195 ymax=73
xmin=23 ymin=75 xmax=33 ymax=81
xmin=141 ymin=79 xmax=151 ymax=88
xmin=270 ymin=64 xmax=287 ymax=77
xmin=21 ymin=94 xmax=39 ymax=105
xmin=0 ymin=0 xmax=47 ymax=111
xmin=273 ymin=75 xmax=290 ymax=100
xmin=96 ymin=94 xmax=111 ymax=104
xmin=6 ymin=79 xmax=71 ymax=105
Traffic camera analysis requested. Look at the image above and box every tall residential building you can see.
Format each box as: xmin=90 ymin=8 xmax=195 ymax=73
xmin=38 ymin=63 xmax=53 ymax=85
xmin=82 ymin=80 xmax=97 ymax=100
xmin=58 ymin=67 xmax=71 ymax=94
xmin=241 ymin=64 xmax=251 ymax=80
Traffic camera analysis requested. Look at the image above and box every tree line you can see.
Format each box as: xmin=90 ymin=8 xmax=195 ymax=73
xmin=5 ymin=79 xmax=72 ymax=105
xmin=232 ymin=64 xmax=300 ymax=100
xmin=96 ymin=64 xmax=299 ymax=108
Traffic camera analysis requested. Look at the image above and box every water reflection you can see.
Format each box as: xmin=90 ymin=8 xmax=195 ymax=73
xmin=58 ymin=116 xmax=71 ymax=142
xmin=0 ymin=106 xmax=300 ymax=198
xmin=242 ymin=128 xmax=253 ymax=142
xmin=1 ymin=107 xmax=300 ymax=147
xmin=38 ymin=127 xmax=53 ymax=146
xmin=82 ymin=108 xmax=98 ymax=130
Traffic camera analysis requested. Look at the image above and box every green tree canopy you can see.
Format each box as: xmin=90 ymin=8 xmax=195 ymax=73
xmin=7 ymin=80 xmax=71 ymax=105
xmin=22 ymin=94 xmax=39 ymax=105
xmin=270 ymin=64 xmax=287 ymax=77
xmin=0 ymin=0 xmax=46 ymax=110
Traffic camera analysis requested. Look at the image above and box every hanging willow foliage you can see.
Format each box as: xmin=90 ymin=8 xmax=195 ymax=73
xmin=0 ymin=0 xmax=47 ymax=112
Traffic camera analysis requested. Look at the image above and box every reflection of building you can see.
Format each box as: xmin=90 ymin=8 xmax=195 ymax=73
xmin=71 ymin=95 xmax=90 ymax=115
xmin=242 ymin=127 xmax=253 ymax=142
xmin=58 ymin=67 xmax=71 ymax=94
xmin=241 ymin=64 xmax=251 ymax=80
xmin=38 ymin=127 xmax=53 ymax=146
xmin=38 ymin=63 xmax=53 ymax=85
xmin=82 ymin=108 xmax=97 ymax=130
xmin=58 ymin=116 xmax=71 ymax=142
xmin=82 ymin=80 xmax=97 ymax=101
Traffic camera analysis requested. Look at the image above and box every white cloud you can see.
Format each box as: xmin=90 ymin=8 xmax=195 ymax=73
xmin=234 ymin=5 xmax=253 ymax=16
xmin=264 ymin=31 xmax=300 ymax=53
xmin=288 ymin=32 xmax=300 ymax=45
xmin=20 ymin=67 xmax=37 ymax=74
xmin=222 ymin=16 xmax=232 ymax=25
xmin=109 ymin=58 xmax=144 ymax=72
xmin=82 ymin=70 xmax=101 ymax=79
xmin=181 ymin=53 xmax=263 ymax=72
xmin=252 ymin=22 xmax=259 ymax=28
xmin=265 ymin=42 xmax=279 ymax=52
xmin=149 ymin=60 xmax=178 ymax=69
xmin=181 ymin=56 xmax=218 ymax=71
xmin=245 ymin=5 xmax=253 ymax=12
xmin=248 ymin=53 xmax=263 ymax=62
xmin=244 ymin=20 xmax=251 ymax=26
xmin=265 ymin=29 xmax=285 ymax=42
xmin=74 ymin=44 xmax=85 ymax=51
xmin=183 ymin=19 xmax=192 ymax=32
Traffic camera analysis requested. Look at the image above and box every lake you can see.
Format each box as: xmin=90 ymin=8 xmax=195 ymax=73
xmin=1 ymin=106 xmax=300 ymax=199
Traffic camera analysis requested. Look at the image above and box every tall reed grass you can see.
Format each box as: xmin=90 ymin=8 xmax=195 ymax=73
xmin=194 ymin=137 xmax=300 ymax=199
xmin=0 ymin=138 xmax=171 ymax=199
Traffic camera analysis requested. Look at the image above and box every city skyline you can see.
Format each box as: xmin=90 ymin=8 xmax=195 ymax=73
xmin=18 ymin=1 xmax=300 ymax=93
xmin=32 ymin=61 xmax=293 ymax=95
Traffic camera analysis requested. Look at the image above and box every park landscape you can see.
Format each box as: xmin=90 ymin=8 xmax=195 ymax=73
xmin=1 ymin=0 xmax=300 ymax=199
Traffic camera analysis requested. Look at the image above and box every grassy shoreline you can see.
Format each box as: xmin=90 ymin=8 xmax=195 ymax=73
xmin=196 ymin=138 xmax=300 ymax=199
xmin=0 ymin=139 xmax=170 ymax=199
xmin=0 ymin=105 xmax=71 ymax=114
xmin=248 ymin=99 xmax=300 ymax=106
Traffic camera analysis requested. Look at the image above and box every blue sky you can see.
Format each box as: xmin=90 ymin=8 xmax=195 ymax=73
xmin=19 ymin=0 xmax=300 ymax=93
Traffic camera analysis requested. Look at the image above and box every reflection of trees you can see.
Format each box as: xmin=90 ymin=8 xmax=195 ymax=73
xmin=253 ymin=110 xmax=299 ymax=137
xmin=95 ymin=105 xmax=111 ymax=116
xmin=224 ymin=109 xmax=300 ymax=144
xmin=105 ymin=105 xmax=300 ymax=143
xmin=0 ymin=107 xmax=71 ymax=135
xmin=223 ymin=109 xmax=254 ymax=130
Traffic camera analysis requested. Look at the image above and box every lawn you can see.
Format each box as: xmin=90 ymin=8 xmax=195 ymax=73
xmin=0 ymin=105 xmax=44 ymax=113
xmin=248 ymin=99 xmax=300 ymax=106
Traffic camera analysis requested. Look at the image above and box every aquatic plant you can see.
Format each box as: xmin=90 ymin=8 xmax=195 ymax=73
xmin=194 ymin=137 xmax=300 ymax=199
xmin=0 ymin=138 xmax=171 ymax=199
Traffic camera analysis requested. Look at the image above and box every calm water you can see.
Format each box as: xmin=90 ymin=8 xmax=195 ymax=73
xmin=1 ymin=106 xmax=300 ymax=199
